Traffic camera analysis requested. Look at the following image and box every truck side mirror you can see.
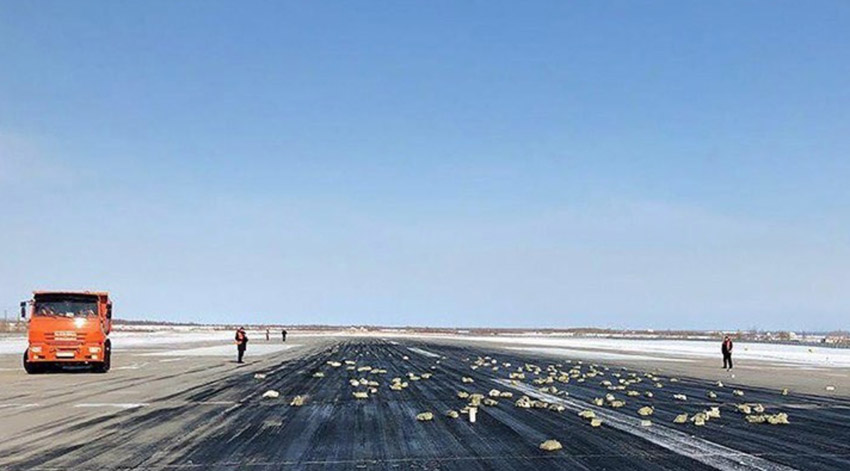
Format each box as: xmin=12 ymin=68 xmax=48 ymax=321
xmin=20 ymin=301 xmax=26 ymax=319
xmin=107 ymin=303 xmax=112 ymax=319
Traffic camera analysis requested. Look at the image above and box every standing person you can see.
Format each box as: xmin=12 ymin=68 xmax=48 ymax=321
xmin=265 ymin=328 xmax=270 ymax=341
xmin=722 ymin=335 xmax=733 ymax=370
xmin=235 ymin=327 xmax=249 ymax=364
xmin=282 ymin=329 xmax=287 ymax=342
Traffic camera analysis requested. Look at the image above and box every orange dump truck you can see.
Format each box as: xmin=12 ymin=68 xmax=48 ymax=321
xmin=20 ymin=291 xmax=113 ymax=374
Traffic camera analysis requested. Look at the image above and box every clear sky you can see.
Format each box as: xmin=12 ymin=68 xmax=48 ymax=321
xmin=1 ymin=1 xmax=848 ymax=330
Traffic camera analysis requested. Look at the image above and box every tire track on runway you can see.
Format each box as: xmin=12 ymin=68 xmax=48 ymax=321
xmin=4 ymin=339 xmax=849 ymax=471
xmin=503 ymin=380 xmax=796 ymax=471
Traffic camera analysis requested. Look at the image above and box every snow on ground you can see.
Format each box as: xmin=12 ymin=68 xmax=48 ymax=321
xmin=0 ymin=330 xmax=299 ymax=355
xmin=141 ymin=344 xmax=298 ymax=357
xmin=464 ymin=336 xmax=850 ymax=368
xmin=0 ymin=330 xmax=234 ymax=355
xmin=505 ymin=346 xmax=695 ymax=363
xmin=110 ymin=331 xmax=231 ymax=349
xmin=3 ymin=328 xmax=849 ymax=369
xmin=0 ymin=338 xmax=27 ymax=355
xmin=0 ymin=328 xmax=339 ymax=355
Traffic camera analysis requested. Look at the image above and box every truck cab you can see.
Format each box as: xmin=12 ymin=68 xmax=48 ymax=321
xmin=21 ymin=291 xmax=113 ymax=374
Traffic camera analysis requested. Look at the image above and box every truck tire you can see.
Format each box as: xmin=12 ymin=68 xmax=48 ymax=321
xmin=93 ymin=342 xmax=111 ymax=373
xmin=23 ymin=350 xmax=40 ymax=374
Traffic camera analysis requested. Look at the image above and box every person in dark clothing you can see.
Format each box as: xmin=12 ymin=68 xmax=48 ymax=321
xmin=282 ymin=329 xmax=287 ymax=342
xmin=265 ymin=329 xmax=270 ymax=341
xmin=235 ymin=327 xmax=248 ymax=363
xmin=722 ymin=335 xmax=733 ymax=370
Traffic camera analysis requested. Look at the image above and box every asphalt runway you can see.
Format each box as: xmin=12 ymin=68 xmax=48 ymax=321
xmin=1 ymin=337 xmax=848 ymax=470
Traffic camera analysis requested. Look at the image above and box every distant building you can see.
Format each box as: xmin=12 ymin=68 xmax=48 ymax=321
xmin=823 ymin=335 xmax=849 ymax=345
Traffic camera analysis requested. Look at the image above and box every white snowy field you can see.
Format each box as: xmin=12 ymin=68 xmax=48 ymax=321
xmin=0 ymin=330 xmax=234 ymax=355
xmin=461 ymin=336 xmax=850 ymax=368
xmin=141 ymin=343 xmax=298 ymax=357
xmin=2 ymin=329 xmax=849 ymax=369
xmin=503 ymin=346 xmax=696 ymax=363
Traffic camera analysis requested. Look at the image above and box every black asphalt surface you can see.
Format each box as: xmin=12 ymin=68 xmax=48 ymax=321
xmin=1 ymin=337 xmax=849 ymax=470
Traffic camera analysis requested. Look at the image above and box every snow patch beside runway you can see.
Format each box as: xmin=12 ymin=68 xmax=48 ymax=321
xmin=142 ymin=344 xmax=298 ymax=357
xmin=0 ymin=338 xmax=26 ymax=355
xmin=0 ymin=331 xmax=232 ymax=355
xmin=468 ymin=336 xmax=850 ymax=368
xmin=506 ymin=346 xmax=694 ymax=363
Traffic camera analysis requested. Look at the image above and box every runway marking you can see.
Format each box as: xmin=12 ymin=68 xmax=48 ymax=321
xmin=408 ymin=347 xmax=441 ymax=358
xmin=74 ymin=403 xmax=149 ymax=409
xmin=114 ymin=362 xmax=149 ymax=370
xmin=500 ymin=380 xmax=798 ymax=471
xmin=158 ymin=357 xmax=185 ymax=363
xmin=67 ymin=400 xmax=239 ymax=412
xmin=0 ymin=403 xmax=40 ymax=409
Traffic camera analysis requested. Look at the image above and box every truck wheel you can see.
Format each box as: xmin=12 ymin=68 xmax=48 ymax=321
xmin=23 ymin=350 xmax=40 ymax=374
xmin=93 ymin=343 xmax=111 ymax=373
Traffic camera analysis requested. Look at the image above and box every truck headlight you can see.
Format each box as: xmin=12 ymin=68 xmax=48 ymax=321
xmin=89 ymin=346 xmax=101 ymax=353
xmin=31 ymin=346 xmax=42 ymax=353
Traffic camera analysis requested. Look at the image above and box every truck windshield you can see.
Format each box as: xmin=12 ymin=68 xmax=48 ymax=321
xmin=34 ymin=297 xmax=98 ymax=318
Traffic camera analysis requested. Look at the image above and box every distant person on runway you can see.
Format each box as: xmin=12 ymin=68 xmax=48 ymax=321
xmin=265 ymin=328 xmax=270 ymax=341
xmin=235 ymin=327 xmax=249 ymax=363
xmin=282 ymin=329 xmax=287 ymax=342
xmin=722 ymin=335 xmax=733 ymax=370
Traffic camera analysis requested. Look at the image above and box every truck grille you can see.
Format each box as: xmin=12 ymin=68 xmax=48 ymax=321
xmin=45 ymin=331 xmax=86 ymax=345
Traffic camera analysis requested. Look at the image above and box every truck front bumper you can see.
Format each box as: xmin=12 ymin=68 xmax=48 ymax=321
xmin=28 ymin=344 xmax=103 ymax=362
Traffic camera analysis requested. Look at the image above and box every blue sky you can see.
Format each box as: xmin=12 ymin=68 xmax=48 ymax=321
xmin=1 ymin=1 xmax=848 ymax=330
